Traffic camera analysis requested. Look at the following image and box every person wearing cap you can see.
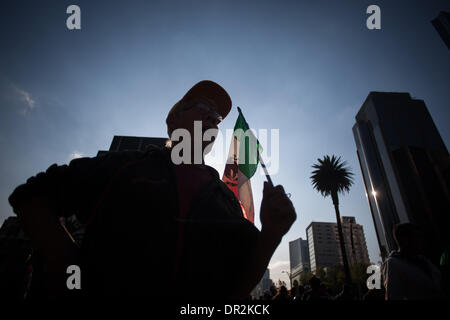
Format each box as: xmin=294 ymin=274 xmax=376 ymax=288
xmin=8 ymin=80 xmax=296 ymax=300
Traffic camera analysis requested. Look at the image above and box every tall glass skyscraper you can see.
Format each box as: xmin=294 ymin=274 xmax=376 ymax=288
xmin=432 ymin=11 xmax=450 ymax=50
xmin=353 ymin=92 xmax=450 ymax=263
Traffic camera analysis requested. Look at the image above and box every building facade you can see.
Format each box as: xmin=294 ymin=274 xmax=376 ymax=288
xmin=306 ymin=217 xmax=370 ymax=274
xmin=353 ymin=92 xmax=450 ymax=263
xmin=97 ymin=135 xmax=168 ymax=155
xmin=288 ymin=237 xmax=310 ymax=286
xmin=432 ymin=11 xmax=450 ymax=50
xmin=340 ymin=217 xmax=370 ymax=266
xmin=307 ymin=222 xmax=341 ymax=274
xmin=251 ymin=269 xmax=273 ymax=298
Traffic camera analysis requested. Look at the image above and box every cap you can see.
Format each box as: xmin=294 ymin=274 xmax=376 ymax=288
xmin=166 ymin=80 xmax=232 ymax=124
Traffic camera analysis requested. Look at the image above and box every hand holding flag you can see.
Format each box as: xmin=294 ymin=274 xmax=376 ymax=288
xmin=222 ymin=106 xmax=297 ymax=299
xmin=260 ymin=182 xmax=296 ymax=239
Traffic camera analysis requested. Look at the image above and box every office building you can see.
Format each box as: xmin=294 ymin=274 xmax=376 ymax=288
xmin=353 ymin=92 xmax=450 ymax=262
xmin=432 ymin=11 xmax=450 ymax=50
xmin=97 ymin=135 xmax=168 ymax=155
xmin=289 ymin=237 xmax=310 ymax=285
xmin=307 ymin=222 xmax=341 ymax=274
xmin=340 ymin=217 xmax=370 ymax=266
xmin=251 ymin=269 xmax=273 ymax=298
xmin=306 ymin=217 xmax=370 ymax=274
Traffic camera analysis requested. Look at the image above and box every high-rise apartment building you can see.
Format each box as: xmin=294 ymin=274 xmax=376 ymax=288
xmin=306 ymin=217 xmax=370 ymax=274
xmin=340 ymin=217 xmax=370 ymax=266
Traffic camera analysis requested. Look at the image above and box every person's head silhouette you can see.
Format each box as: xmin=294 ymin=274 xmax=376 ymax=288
xmin=278 ymin=285 xmax=288 ymax=296
xmin=165 ymin=81 xmax=231 ymax=160
xmin=308 ymin=276 xmax=321 ymax=289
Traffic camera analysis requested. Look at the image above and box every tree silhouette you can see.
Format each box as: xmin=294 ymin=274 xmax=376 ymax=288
xmin=310 ymin=155 xmax=354 ymax=285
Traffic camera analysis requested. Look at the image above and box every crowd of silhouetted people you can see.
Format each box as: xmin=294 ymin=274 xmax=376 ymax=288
xmin=250 ymin=222 xmax=450 ymax=301
xmin=251 ymin=276 xmax=385 ymax=302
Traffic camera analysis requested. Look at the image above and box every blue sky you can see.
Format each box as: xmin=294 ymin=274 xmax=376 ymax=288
xmin=1 ymin=0 xmax=449 ymax=286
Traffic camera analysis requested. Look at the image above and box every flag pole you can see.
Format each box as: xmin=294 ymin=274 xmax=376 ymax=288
xmin=237 ymin=106 xmax=274 ymax=187
xmin=259 ymin=155 xmax=274 ymax=187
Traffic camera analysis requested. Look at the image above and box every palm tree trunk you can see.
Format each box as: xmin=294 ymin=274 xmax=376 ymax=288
xmin=332 ymin=191 xmax=352 ymax=285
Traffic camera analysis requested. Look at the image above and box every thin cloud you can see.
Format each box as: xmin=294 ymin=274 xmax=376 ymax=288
xmin=0 ymin=79 xmax=36 ymax=116
xmin=268 ymin=260 xmax=289 ymax=270
xmin=70 ymin=151 xmax=84 ymax=160
xmin=14 ymin=87 xmax=35 ymax=114
xmin=0 ymin=77 xmax=36 ymax=116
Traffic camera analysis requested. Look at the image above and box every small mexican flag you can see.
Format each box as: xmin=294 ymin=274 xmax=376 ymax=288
xmin=222 ymin=107 xmax=262 ymax=224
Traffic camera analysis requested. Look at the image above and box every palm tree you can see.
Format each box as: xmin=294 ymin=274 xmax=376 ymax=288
xmin=310 ymin=155 xmax=354 ymax=285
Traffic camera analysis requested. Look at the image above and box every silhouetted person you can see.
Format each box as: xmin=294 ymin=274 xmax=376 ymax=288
xmin=8 ymin=80 xmax=297 ymax=300
xmin=272 ymin=285 xmax=290 ymax=301
xmin=289 ymin=285 xmax=298 ymax=300
xmin=302 ymin=276 xmax=330 ymax=301
xmin=382 ymin=223 xmax=444 ymax=300
xmin=269 ymin=284 xmax=277 ymax=298
xmin=292 ymin=285 xmax=305 ymax=302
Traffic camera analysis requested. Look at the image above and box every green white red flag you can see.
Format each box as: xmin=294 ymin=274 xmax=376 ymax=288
xmin=222 ymin=108 xmax=262 ymax=224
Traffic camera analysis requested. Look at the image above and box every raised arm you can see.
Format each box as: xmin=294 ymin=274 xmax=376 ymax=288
xmin=9 ymin=163 xmax=82 ymax=296
xmin=8 ymin=151 xmax=143 ymax=296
